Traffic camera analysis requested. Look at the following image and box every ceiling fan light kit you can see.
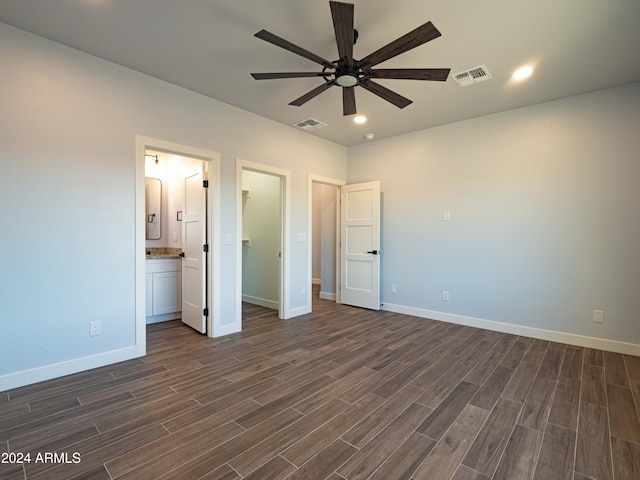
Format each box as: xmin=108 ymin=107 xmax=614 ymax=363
xmin=251 ymin=1 xmax=451 ymax=116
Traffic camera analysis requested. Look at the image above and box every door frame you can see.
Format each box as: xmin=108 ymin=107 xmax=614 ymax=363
xmin=135 ymin=135 xmax=221 ymax=353
xmin=236 ymin=159 xmax=291 ymax=325
xmin=307 ymin=174 xmax=345 ymax=312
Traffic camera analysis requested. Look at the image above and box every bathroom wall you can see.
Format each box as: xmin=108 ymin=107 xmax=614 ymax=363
xmin=145 ymin=151 xmax=170 ymax=248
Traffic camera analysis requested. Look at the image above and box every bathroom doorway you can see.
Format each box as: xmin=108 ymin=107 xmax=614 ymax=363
xmin=135 ymin=136 xmax=221 ymax=354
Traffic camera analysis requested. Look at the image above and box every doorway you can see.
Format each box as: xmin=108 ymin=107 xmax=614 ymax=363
xmin=145 ymin=150 xmax=209 ymax=333
xmin=307 ymin=176 xmax=382 ymax=313
xmin=135 ymin=136 xmax=221 ymax=355
xmin=311 ymin=181 xmax=339 ymax=301
xmin=308 ymin=175 xmax=345 ymax=310
xmin=236 ymin=159 xmax=290 ymax=326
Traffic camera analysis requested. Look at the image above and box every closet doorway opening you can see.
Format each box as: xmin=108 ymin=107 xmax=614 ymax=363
xmin=236 ymin=160 xmax=290 ymax=326
xmin=308 ymin=175 xmax=345 ymax=309
xmin=311 ymin=181 xmax=340 ymax=302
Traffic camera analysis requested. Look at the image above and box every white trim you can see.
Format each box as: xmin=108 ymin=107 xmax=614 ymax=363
xmin=320 ymin=292 xmax=337 ymax=301
xmin=145 ymin=312 xmax=181 ymax=324
xmin=312 ymin=278 xmax=321 ymax=285
xmin=308 ymin=174 xmax=346 ymax=313
xmin=236 ymin=159 xmax=291 ymax=326
xmin=382 ymin=302 xmax=640 ymax=356
xmin=242 ymin=295 xmax=279 ymax=310
xmin=135 ymin=136 xmax=221 ymax=340
xmin=0 ymin=346 xmax=138 ymax=391
xmin=288 ymin=305 xmax=312 ymax=317
xmin=135 ymin=137 xmax=147 ymax=357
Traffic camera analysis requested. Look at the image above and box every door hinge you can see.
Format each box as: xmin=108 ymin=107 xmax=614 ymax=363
xmin=203 ymin=244 xmax=209 ymax=252
xmin=203 ymin=180 xmax=209 ymax=188
xmin=203 ymin=308 xmax=209 ymax=316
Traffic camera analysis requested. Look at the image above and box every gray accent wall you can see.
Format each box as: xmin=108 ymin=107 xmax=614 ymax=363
xmin=348 ymin=82 xmax=640 ymax=351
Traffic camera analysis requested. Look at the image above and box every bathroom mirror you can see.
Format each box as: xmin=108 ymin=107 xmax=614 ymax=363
xmin=145 ymin=177 xmax=162 ymax=240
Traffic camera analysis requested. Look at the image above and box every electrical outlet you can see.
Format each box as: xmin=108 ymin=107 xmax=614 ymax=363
xmin=391 ymin=284 xmax=397 ymax=294
xmin=301 ymin=286 xmax=306 ymax=296
xmin=90 ymin=321 xmax=101 ymax=336
xmin=593 ymin=310 xmax=604 ymax=324
xmin=443 ymin=211 xmax=451 ymax=222
xmin=442 ymin=290 xmax=450 ymax=301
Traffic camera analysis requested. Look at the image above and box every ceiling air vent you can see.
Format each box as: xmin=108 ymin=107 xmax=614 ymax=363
xmin=453 ymin=65 xmax=492 ymax=87
xmin=293 ymin=118 xmax=327 ymax=131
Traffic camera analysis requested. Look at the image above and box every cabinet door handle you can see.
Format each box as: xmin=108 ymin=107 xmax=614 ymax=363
xmin=179 ymin=252 xmax=185 ymax=257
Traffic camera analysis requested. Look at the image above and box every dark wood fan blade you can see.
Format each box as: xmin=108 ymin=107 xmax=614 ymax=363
xmin=252 ymin=72 xmax=329 ymax=80
xmin=255 ymin=29 xmax=335 ymax=68
xmin=343 ymin=87 xmax=356 ymax=116
xmin=367 ymin=68 xmax=450 ymax=81
xmin=359 ymin=79 xmax=413 ymax=109
xmin=359 ymin=21 xmax=441 ymax=68
xmin=289 ymin=81 xmax=336 ymax=106
xmin=330 ymin=1 xmax=354 ymax=66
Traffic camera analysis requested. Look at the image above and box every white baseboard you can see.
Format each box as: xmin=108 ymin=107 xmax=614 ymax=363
xmin=146 ymin=312 xmax=181 ymax=324
xmin=320 ymin=291 xmax=336 ymax=301
xmin=0 ymin=346 xmax=141 ymax=392
xmin=213 ymin=322 xmax=242 ymax=338
xmin=242 ymin=294 xmax=279 ymax=310
xmin=286 ymin=304 xmax=312 ymax=319
xmin=382 ymin=303 xmax=640 ymax=356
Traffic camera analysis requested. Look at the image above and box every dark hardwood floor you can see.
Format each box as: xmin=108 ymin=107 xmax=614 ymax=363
xmin=2 ymin=290 xmax=639 ymax=479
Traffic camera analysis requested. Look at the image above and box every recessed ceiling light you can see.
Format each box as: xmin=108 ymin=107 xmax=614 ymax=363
xmin=354 ymin=115 xmax=367 ymax=124
xmin=512 ymin=66 xmax=533 ymax=81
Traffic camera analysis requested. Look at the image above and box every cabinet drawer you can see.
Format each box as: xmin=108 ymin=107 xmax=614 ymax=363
xmin=145 ymin=258 xmax=180 ymax=274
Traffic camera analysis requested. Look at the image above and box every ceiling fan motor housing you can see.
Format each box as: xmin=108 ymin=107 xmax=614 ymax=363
xmin=336 ymin=65 xmax=360 ymax=87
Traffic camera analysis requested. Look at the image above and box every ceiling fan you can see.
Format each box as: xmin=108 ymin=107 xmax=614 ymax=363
xmin=251 ymin=1 xmax=450 ymax=116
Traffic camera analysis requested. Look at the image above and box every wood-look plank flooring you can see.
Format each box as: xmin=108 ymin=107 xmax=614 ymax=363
xmin=1 ymin=289 xmax=639 ymax=479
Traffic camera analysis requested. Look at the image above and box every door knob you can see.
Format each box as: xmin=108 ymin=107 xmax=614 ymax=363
xmin=366 ymin=250 xmax=380 ymax=255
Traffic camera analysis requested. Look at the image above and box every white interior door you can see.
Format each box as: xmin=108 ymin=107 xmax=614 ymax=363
xmin=340 ymin=181 xmax=381 ymax=310
xmin=181 ymin=164 xmax=207 ymax=333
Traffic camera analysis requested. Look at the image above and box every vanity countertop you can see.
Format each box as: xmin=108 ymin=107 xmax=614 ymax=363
xmin=146 ymin=247 xmax=181 ymax=259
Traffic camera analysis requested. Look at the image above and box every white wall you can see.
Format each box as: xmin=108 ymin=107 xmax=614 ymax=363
xmin=348 ymin=82 xmax=640 ymax=354
xmin=0 ymin=22 xmax=347 ymax=390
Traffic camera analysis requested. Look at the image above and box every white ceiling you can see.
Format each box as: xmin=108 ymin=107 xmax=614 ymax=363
xmin=1 ymin=0 xmax=639 ymax=146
